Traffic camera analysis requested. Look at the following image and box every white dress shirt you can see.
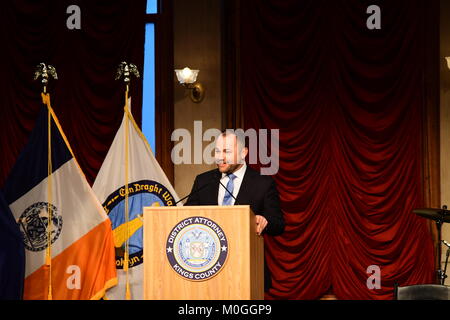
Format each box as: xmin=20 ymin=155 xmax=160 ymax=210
xmin=218 ymin=163 xmax=247 ymax=206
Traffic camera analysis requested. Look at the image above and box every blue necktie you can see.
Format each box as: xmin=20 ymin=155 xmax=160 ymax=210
xmin=222 ymin=174 xmax=237 ymax=206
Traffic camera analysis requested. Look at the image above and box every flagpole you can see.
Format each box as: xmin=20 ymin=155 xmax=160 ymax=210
xmin=115 ymin=62 xmax=140 ymax=300
xmin=34 ymin=63 xmax=58 ymax=300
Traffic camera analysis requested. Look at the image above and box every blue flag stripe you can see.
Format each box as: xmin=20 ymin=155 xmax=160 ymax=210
xmin=0 ymin=191 xmax=25 ymax=299
xmin=2 ymin=106 xmax=72 ymax=205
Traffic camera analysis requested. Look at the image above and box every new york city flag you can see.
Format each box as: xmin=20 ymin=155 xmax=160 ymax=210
xmin=3 ymin=95 xmax=117 ymax=300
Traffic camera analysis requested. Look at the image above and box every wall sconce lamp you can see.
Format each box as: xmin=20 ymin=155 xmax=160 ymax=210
xmin=175 ymin=67 xmax=205 ymax=103
xmin=446 ymin=57 xmax=450 ymax=70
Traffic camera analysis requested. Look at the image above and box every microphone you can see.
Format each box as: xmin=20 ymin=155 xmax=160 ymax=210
xmin=219 ymin=173 xmax=237 ymax=204
xmin=175 ymin=173 xmax=219 ymax=205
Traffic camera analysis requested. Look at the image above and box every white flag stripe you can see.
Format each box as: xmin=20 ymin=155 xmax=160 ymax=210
xmin=10 ymin=159 xmax=107 ymax=277
xmin=107 ymin=265 xmax=143 ymax=300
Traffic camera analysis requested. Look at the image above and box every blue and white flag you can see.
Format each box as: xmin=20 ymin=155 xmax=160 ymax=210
xmin=93 ymin=99 xmax=179 ymax=300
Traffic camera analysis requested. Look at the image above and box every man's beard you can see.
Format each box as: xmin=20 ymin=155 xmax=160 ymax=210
xmin=216 ymin=162 xmax=241 ymax=174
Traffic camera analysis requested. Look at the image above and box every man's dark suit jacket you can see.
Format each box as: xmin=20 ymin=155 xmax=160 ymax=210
xmin=185 ymin=165 xmax=285 ymax=292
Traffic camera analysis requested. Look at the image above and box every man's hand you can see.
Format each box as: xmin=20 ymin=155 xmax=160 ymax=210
xmin=255 ymin=215 xmax=268 ymax=236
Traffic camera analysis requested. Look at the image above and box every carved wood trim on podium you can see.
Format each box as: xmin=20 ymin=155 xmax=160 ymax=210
xmin=143 ymin=205 xmax=264 ymax=300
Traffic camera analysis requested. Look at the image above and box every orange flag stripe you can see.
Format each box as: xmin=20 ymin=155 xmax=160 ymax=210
xmin=24 ymin=219 xmax=117 ymax=300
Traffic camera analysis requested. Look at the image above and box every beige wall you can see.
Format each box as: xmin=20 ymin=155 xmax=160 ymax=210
xmin=441 ymin=0 xmax=450 ymax=282
xmin=173 ymin=0 xmax=223 ymax=199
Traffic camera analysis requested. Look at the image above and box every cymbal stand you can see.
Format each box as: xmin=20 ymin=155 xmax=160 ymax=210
xmin=442 ymin=240 xmax=450 ymax=285
xmin=436 ymin=205 xmax=448 ymax=285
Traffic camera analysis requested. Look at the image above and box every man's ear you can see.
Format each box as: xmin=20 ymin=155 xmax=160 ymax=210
xmin=240 ymin=147 xmax=249 ymax=162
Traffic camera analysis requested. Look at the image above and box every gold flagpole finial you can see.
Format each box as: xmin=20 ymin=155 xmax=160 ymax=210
xmin=115 ymin=61 xmax=140 ymax=94
xmin=34 ymin=63 xmax=58 ymax=94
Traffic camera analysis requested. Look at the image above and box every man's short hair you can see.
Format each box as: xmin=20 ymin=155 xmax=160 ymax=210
xmin=220 ymin=129 xmax=246 ymax=152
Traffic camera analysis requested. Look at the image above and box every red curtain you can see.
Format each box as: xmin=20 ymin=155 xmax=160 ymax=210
xmin=0 ymin=1 xmax=145 ymax=186
xmin=238 ymin=0 xmax=436 ymax=299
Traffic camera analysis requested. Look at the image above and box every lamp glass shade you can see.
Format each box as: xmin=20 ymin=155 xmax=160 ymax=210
xmin=175 ymin=67 xmax=199 ymax=84
xmin=446 ymin=57 xmax=450 ymax=70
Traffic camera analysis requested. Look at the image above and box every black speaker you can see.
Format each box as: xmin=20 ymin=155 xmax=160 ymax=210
xmin=394 ymin=284 xmax=450 ymax=300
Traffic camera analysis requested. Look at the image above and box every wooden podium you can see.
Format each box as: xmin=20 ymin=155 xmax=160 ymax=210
xmin=143 ymin=205 xmax=264 ymax=300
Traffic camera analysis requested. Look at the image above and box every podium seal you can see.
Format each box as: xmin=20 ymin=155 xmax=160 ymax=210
xmin=166 ymin=216 xmax=229 ymax=281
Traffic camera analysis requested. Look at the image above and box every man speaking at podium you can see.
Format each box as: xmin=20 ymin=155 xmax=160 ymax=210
xmin=185 ymin=130 xmax=285 ymax=292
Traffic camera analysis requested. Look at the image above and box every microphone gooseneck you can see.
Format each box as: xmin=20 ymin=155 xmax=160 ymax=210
xmin=175 ymin=175 xmax=218 ymax=205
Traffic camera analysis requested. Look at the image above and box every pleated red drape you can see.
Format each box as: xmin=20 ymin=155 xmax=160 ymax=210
xmin=237 ymin=0 xmax=437 ymax=299
xmin=0 ymin=1 xmax=145 ymax=186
